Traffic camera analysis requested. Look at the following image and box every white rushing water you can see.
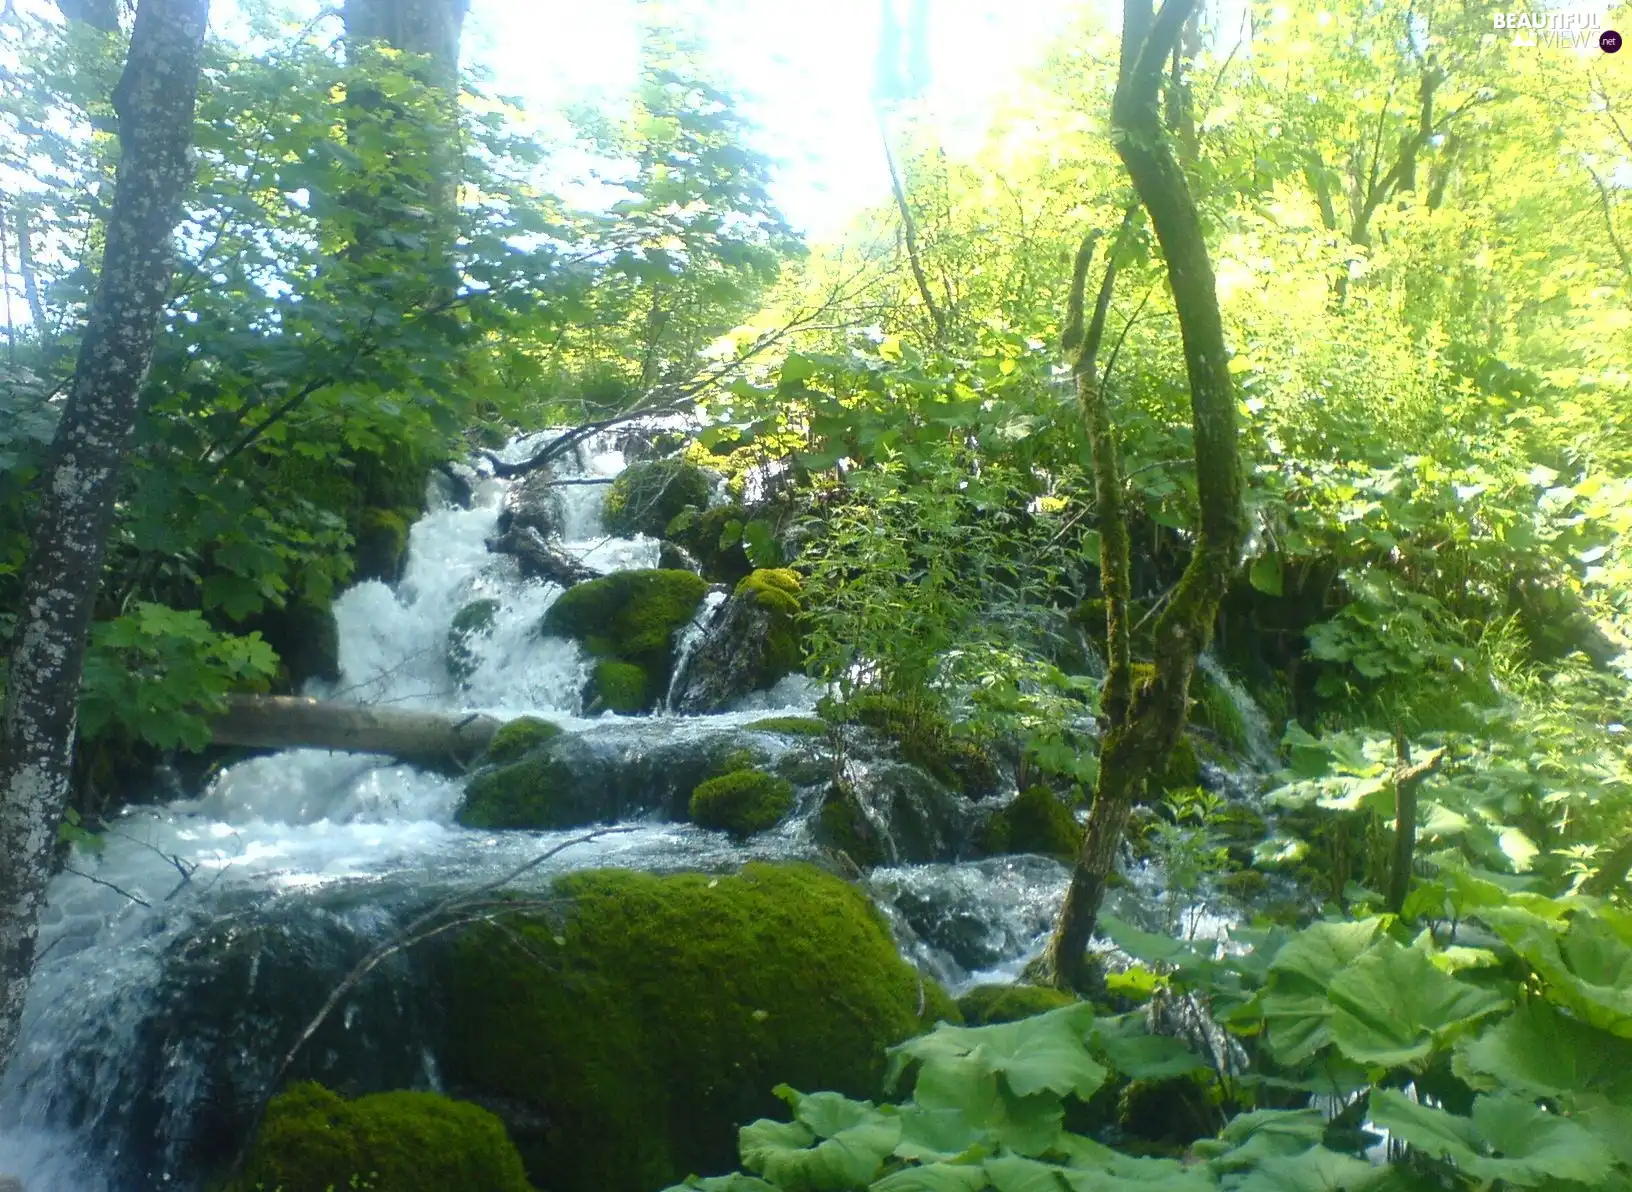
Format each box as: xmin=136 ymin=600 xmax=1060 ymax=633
xmin=0 ymin=430 xmax=834 ymax=1189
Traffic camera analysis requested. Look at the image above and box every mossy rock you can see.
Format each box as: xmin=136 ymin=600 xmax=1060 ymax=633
xmin=229 ymin=1082 xmax=531 ymax=1192
xmin=978 ymin=786 xmax=1082 ymax=860
xmin=665 ymin=503 xmax=753 ymax=584
xmin=1219 ymin=868 xmax=1269 ymax=903
xmin=745 ymin=716 xmax=829 ymax=738
xmin=542 ymin=568 xmax=707 ymax=674
xmin=1152 ymin=736 xmax=1201 ymax=796
xmin=602 ymin=459 xmax=712 ymax=538
xmin=831 ymin=693 xmax=1000 ymax=798
xmin=957 ymin=983 xmax=1079 ymax=1025
xmin=459 ymin=753 xmax=577 ymax=830
xmin=815 ymin=783 xmax=888 ymax=868
xmin=587 ymin=659 xmax=648 ymax=714
xmin=484 ymin=716 xmax=562 ymax=765
xmin=1117 ymin=1071 xmax=1219 ymax=1148
xmin=438 ymin=863 xmax=954 ymax=1192
xmin=447 ymin=598 xmax=501 ymax=683
xmin=354 ymin=505 xmax=415 ymax=584
xmin=690 ymin=769 xmax=795 ymax=838
xmin=734 ymin=568 xmax=803 ymax=678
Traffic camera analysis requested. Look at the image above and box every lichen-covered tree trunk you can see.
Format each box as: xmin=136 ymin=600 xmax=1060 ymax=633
xmin=1044 ymin=0 xmax=1244 ymax=988
xmin=0 ymin=0 xmax=208 ymax=1073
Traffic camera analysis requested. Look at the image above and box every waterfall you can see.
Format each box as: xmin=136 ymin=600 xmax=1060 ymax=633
xmin=0 ymin=430 xmax=1269 ymax=1189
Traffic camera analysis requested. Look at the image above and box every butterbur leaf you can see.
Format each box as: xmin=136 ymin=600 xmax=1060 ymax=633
xmin=896 ymin=1104 xmax=982 ymax=1162
xmin=984 ymin=1153 xmax=1067 ymax=1192
xmin=1249 ymin=554 xmax=1283 ymax=596
xmin=888 ymin=1003 xmax=1105 ymax=1102
xmin=1057 ymin=1152 xmax=1217 ymax=1191
xmin=740 ymin=1100 xmax=899 ymax=1191
xmin=1454 ymin=997 xmax=1632 ymax=1100
xmin=1490 ymin=912 xmax=1632 ymax=1038
xmin=1267 ymin=920 xmax=1382 ymax=991
xmin=1093 ymin=1016 xmax=1208 ymax=1081
xmin=777 ymin=1085 xmax=882 ymax=1139
xmin=871 ymin=1163 xmax=991 ymax=1192
xmin=1201 ymin=1109 xmax=1326 ymax=1172
xmin=1325 ymin=939 xmax=1508 ymax=1067
xmin=662 ymin=1176 xmax=780 ymax=1191
xmin=1226 ymin=1145 xmax=1387 ymax=1191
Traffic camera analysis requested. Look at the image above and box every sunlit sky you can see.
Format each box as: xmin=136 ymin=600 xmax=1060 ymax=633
xmin=460 ymin=0 xmax=1089 ymax=238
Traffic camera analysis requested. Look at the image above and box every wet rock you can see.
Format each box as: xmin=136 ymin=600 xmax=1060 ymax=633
xmin=355 ymin=506 xmax=415 ymax=583
xmin=541 ymin=568 xmax=709 ymax=711
xmin=976 ymin=786 xmax=1083 ymax=861
xmin=657 ymin=540 xmax=703 ymax=573
xmin=689 ymin=768 xmax=795 ymax=838
xmin=672 ymin=569 xmax=801 ymax=714
xmin=447 ymin=598 xmax=500 ymax=682
xmin=870 ymin=856 xmax=1069 ymax=977
xmin=486 ymin=525 xmax=599 ymax=587
xmin=457 ymin=723 xmax=805 ymax=830
xmin=663 ymin=504 xmax=753 ymax=584
xmin=495 ymin=467 xmax=565 ymax=540
xmin=614 ymin=425 xmax=687 ymax=464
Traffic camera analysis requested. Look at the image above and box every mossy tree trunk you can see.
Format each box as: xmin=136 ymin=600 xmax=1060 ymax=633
xmin=1043 ymin=0 xmax=1245 ymax=989
xmin=0 ymin=0 xmax=208 ymax=1074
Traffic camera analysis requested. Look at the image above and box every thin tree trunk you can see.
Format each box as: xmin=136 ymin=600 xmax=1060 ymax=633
xmin=1044 ymin=0 xmax=1244 ymax=989
xmin=877 ymin=107 xmax=946 ymax=344
xmin=0 ymin=0 xmax=208 ymax=1074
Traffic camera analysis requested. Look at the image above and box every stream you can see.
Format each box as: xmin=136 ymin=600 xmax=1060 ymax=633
xmin=0 ymin=430 xmax=1272 ymax=1190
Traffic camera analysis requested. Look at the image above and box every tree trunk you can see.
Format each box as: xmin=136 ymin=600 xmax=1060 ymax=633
xmin=1043 ymin=0 xmax=1245 ymax=989
xmin=209 ymin=695 xmax=501 ymax=761
xmin=0 ymin=0 xmax=208 ymax=1074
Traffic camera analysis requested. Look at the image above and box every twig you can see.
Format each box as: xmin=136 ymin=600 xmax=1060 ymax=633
xmin=63 ymin=865 xmax=151 ymax=907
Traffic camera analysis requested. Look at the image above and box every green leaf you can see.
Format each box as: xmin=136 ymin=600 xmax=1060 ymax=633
xmin=889 ymin=1003 xmax=1106 ymax=1103
xmin=1093 ymin=1016 xmax=1208 ymax=1081
xmin=1249 ymin=554 xmax=1284 ymax=597
xmin=1325 ymin=939 xmax=1509 ymax=1067
xmin=740 ymin=1098 xmax=900 ymax=1191
xmin=1454 ymin=997 xmax=1632 ymax=1101
xmin=1226 ymin=1145 xmax=1387 ymax=1192
xmin=1370 ymin=1089 xmax=1617 ymax=1188
xmin=872 ymin=1164 xmax=991 ymax=1192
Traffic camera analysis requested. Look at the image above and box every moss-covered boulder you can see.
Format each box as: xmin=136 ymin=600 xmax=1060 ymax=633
xmin=664 ymin=503 xmax=754 ymax=584
xmin=958 ymin=983 xmax=1079 ymax=1025
xmin=541 ymin=569 xmax=708 ymax=711
xmin=815 ymin=782 xmax=889 ymax=868
xmin=602 ymin=458 xmax=712 ymax=538
xmin=354 ymin=506 xmax=415 ymax=584
xmin=229 ymin=1082 xmax=531 ymax=1192
xmin=483 ymin=716 xmax=562 ymax=765
xmin=439 ymin=863 xmax=953 ymax=1192
xmin=978 ymin=787 xmax=1083 ymax=860
xmin=587 ymin=659 xmax=647 ymax=714
xmin=690 ymin=769 xmax=795 ymax=838
xmin=832 ymin=693 xmax=1001 ymax=799
xmin=745 ymin=716 xmax=829 ymax=738
xmin=446 ymin=598 xmax=500 ymax=683
xmin=671 ymin=568 xmax=804 ymax=715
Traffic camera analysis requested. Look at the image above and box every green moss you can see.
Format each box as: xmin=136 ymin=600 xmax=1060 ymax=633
xmin=1219 ymin=868 xmax=1269 ymax=902
xmin=957 ymin=983 xmax=1079 ymax=1025
xmin=458 ymin=753 xmax=575 ymax=830
xmin=1154 ymin=736 xmax=1201 ymax=795
xmin=354 ymin=506 xmax=415 ymax=583
xmin=665 ymin=503 xmax=753 ymax=584
xmin=229 ymin=1082 xmax=531 ymax=1192
xmin=588 ymin=659 xmax=648 ymax=714
xmin=602 ymin=459 xmax=712 ymax=538
xmin=829 ymin=693 xmax=1000 ymax=798
xmin=978 ymin=787 xmax=1083 ymax=860
xmin=814 ymin=783 xmax=888 ymax=868
xmin=447 ymin=598 xmax=500 ymax=683
xmin=734 ymin=568 xmax=804 ymax=678
xmin=744 ymin=716 xmax=829 ymax=737
xmin=543 ymin=568 xmax=707 ymax=673
xmin=484 ymin=716 xmax=562 ymax=765
xmin=439 ymin=863 xmax=952 ymax=1192
xmin=690 ymin=769 xmax=795 ymax=838
xmin=1117 ymin=1071 xmax=1218 ymax=1148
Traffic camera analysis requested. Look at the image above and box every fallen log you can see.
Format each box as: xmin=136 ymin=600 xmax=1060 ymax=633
xmin=210 ymin=695 xmax=502 ymax=762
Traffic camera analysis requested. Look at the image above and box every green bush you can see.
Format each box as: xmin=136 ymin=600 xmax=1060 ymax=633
xmin=690 ymin=768 xmax=795 ymax=837
xmin=228 ymin=1082 xmax=531 ymax=1192
xmin=439 ymin=863 xmax=954 ymax=1192
xmin=602 ymin=459 xmax=712 ymax=537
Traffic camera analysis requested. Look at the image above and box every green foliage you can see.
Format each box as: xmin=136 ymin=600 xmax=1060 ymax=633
xmin=667 ymin=504 xmax=756 ymax=583
xmin=79 ymin=604 xmax=277 ymax=750
xmin=228 ymin=1082 xmax=531 ymax=1192
xmin=815 ymin=784 xmax=889 ymax=869
xmin=825 ymin=694 xmax=1000 ymax=800
xmin=483 ymin=716 xmax=562 ymax=765
xmin=605 ymin=459 xmax=714 ymax=538
xmin=690 ymin=769 xmax=796 ymax=838
xmin=439 ymin=863 xmax=953 ymax=1192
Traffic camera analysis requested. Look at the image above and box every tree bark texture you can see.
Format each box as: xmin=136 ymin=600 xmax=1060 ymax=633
xmin=0 ymin=0 xmax=208 ymax=1073
xmin=1044 ymin=0 xmax=1245 ymax=988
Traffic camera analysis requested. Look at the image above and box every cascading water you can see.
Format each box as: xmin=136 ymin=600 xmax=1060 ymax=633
xmin=0 ymin=429 xmax=1279 ymax=1190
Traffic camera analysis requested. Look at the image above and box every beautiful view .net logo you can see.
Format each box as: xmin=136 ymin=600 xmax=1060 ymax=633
xmin=1491 ymin=10 xmax=1621 ymax=50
